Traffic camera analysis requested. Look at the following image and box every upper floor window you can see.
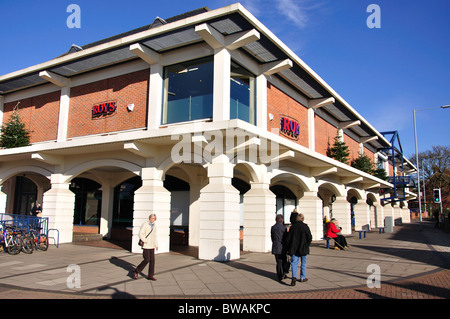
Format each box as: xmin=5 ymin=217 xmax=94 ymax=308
xmin=230 ymin=61 xmax=255 ymax=125
xmin=162 ymin=57 xmax=213 ymax=125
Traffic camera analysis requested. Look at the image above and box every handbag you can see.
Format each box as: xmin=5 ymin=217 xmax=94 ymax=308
xmin=138 ymin=225 xmax=153 ymax=248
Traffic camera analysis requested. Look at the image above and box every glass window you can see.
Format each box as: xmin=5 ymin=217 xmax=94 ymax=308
xmin=230 ymin=61 xmax=256 ymax=124
xmin=163 ymin=57 xmax=213 ymax=124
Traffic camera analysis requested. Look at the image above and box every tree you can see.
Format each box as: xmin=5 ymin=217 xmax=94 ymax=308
xmin=351 ymin=153 xmax=374 ymax=174
xmin=410 ymin=145 xmax=450 ymax=210
xmin=327 ymin=130 xmax=350 ymax=164
xmin=372 ymin=167 xmax=389 ymax=181
xmin=0 ymin=103 xmax=31 ymax=148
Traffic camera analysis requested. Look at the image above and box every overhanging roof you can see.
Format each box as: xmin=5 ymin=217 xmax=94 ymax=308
xmin=0 ymin=3 xmax=393 ymax=152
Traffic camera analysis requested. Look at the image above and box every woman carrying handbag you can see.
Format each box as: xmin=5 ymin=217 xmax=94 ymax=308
xmin=133 ymin=213 xmax=158 ymax=280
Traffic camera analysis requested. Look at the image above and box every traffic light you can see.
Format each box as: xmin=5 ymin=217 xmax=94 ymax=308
xmin=433 ymin=188 xmax=441 ymax=203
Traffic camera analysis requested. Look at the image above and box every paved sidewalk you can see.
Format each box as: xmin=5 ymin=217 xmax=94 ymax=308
xmin=0 ymin=220 xmax=448 ymax=300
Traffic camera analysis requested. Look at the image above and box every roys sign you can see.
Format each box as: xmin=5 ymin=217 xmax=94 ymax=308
xmin=92 ymin=101 xmax=117 ymax=118
xmin=280 ymin=115 xmax=299 ymax=140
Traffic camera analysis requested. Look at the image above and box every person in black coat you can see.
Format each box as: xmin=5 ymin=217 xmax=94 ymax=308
xmin=271 ymin=214 xmax=289 ymax=281
xmin=287 ymin=213 xmax=312 ymax=286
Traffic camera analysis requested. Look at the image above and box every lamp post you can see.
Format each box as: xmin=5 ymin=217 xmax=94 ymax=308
xmin=413 ymin=105 xmax=450 ymax=230
xmin=422 ymin=160 xmax=427 ymax=218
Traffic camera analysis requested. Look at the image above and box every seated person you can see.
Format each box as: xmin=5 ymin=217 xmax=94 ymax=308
xmin=326 ymin=218 xmax=348 ymax=250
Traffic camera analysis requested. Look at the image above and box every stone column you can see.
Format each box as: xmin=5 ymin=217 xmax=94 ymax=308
xmin=354 ymin=201 xmax=371 ymax=231
xmin=373 ymin=203 xmax=384 ymax=228
xmin=0 ymin=185 xmax=7 ymax=215
xmin=42 ymin=174 xmax=75 ymax=243
xmin=298 ymin=191 xmax=323 ymax=240
xmin=243 ymin=181 xmax=275 ymax=252
xmin=199 ymin=155 xmax=240 ymax=261
xmin=400 ymin=202 xmax=410 ymax=223
xmin=331 ymin=196 xmax=351 ymax=235
xmin=132 ymin=167 xmax=171 ymax=254
xmin=99 ymin=181 xmax=114 ymax=238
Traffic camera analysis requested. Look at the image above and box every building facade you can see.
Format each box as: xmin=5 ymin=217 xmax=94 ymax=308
xmin=0 ymin=4 xmax=416 ymax=260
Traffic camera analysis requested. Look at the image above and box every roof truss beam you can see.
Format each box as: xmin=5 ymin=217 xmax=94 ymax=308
xmin=309 ymin=97 xmax=335 ymax=109
xmin=39 ymin=71 xmax=70 ymax=87
xmin=129 ymin=43 xmax=160 ymax=65
xmin=261 ymin=59 xmax=293 ymax=76
xmin=195 ymin=23 xmax=260 ymax=51
xmin=338 ymin=120 xmax=361 ymax=129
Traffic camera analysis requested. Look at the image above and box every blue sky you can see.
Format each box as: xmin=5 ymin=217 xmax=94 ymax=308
xmin=0 ymin=0 xmax=449 ymax=159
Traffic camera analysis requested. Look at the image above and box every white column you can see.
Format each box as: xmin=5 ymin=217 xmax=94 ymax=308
xmin=298 ymin=191 xmax=323 ymax=240
xmin=199 ymin=155 xmax=240 ymax=261
xmin=0 ymin=95 xmax=4 ymax=126
xmin=373 ymin=203 xmax=384 ymax=228
xmin=393 ymin=203 xmax=402 ymax=225
xmin=400 ymin=202 xmax=410 ymax=223
xmin=308 ymin=108 xmax=315 ymax=151
xmin=213 ymin=48 xmax=231 ymax=122
xmin=354 ymin=201 xmax=371 ymax=231
xmin=99 ymin=181 xmax=114 ymax=238
xmin=256 ymin=74 xmax=267 ymax=130
xmin=243 ymin=181 xmax=275 ymax=252
xmin=0 ymin=185 xmax=7 ymax=215
xmin=57 ymin=86 xmax=70 ymax=142
xmin=188 ymin=179 xmax=203 ymax=247
xmin=132 ymin=167 xmax=171 ymax=253
xmin=331 ymin=196 xmax=351 ymax=235
xmin=148 ymin=64 xmax=163 ymax=129
xmin=42 ymin=174 xmax=75 ymax=243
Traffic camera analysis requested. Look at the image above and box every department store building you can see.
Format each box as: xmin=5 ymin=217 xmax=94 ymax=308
xmin=0 ymin=4 xmax=416 ymax=260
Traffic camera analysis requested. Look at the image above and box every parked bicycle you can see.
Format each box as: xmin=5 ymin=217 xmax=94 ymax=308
xmin=0 ymin=225 xmax=22 ymax=255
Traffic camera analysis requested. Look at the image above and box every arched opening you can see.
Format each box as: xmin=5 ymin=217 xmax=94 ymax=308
xmin=165 ymin=175 xmax=190 ymax=247
xmin=113 ymin=176 xmax=141 ymax=228
xmin=270 ymin=184 xmax=297 ymax=223
xmin=232 ymin=177 xmax=250 ymax=249
xmin=13 ymin=176 xmax=37 ymax=215
xmin=70 ymin=177 xmax=102 ymax=226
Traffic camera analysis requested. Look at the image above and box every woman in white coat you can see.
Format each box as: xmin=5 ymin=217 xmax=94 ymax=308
xmin=133 ymin=213 xmax=158 ymax=280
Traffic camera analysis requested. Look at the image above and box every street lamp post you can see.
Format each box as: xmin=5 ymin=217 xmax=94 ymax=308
xmin=413 ymin=105 xmax=450 ymax=230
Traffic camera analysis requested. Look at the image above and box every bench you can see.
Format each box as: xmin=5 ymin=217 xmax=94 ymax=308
xmin=356 ymin=229 xmax=367 ymax=239
xmin=377 ymin=227 xmax=385 ymax=234
xmin=322 ymin=237 xmax=332 ymax=249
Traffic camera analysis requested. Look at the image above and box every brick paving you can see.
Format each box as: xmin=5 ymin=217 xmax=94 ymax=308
xmin=0 ymin=219 xmax=448 ymax=301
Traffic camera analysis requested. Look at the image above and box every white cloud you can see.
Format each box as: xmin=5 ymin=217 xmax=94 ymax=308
xmin=275 ymin=0 xmax=309 ymax=28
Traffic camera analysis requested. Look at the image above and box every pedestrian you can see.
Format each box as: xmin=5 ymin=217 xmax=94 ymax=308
xmin=326 ymin=218 xmax=348 ymax=250
xmin=31 ymin=202 xmax=42 ymax=217
xmin=287 ymin=213 xmax=312 ymax=286
xmin=433 ymin=209 xmax=440 ymax=228
xmin=289 ymin=208 xmax=298 ymax=225
xmin=271 ymin=214 xmax=289 ymax=281
xmin=133 ymin=213 xmax=158 ymax=281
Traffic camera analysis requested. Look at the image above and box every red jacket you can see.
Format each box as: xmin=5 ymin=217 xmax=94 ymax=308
xmin=325 ymin=222 xmax=340 ymax=238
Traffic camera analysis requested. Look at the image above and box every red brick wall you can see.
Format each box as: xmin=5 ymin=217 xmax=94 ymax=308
xmin=3 ymin=91 xmax=60 ymax=143
xmin=68 ymin=69 xmax=149 ymax=138
xmin=314 ymin=115 xmax=337 ymax=156
xmin=345 ymin=134 xmax=360 ymax=162
xmin=266 ymin=83 xmax=308 ymax=148
xmin=362 ymin=146 xmax=375 ymax=164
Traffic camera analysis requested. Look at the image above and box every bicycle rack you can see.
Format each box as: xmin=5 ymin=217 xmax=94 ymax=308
xmin=48 ymin=229 xmax=60 ymax=248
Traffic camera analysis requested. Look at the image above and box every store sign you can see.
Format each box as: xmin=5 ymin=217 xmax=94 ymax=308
xmin=92 ymin=101 xmax=117 ymax=118
xmin=280 ymin=115 xmax=299 ymax=140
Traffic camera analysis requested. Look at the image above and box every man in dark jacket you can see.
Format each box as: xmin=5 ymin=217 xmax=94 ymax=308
xmin=271 ymin=214 xmax=289 ymax=281
xmin=287 ymin=213 xmax=312 ymax=286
